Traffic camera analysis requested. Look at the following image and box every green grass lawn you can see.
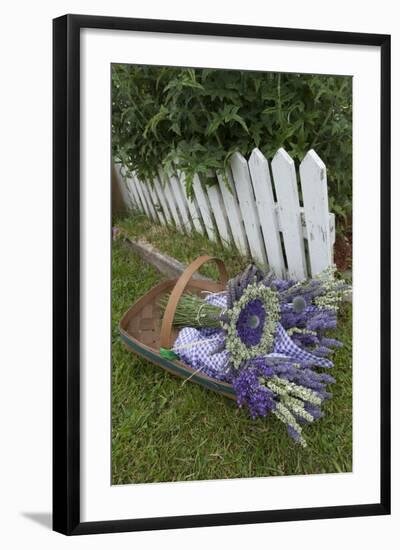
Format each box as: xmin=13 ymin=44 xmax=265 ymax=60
xmin=112 ymin=214 xmax=352 ymax=485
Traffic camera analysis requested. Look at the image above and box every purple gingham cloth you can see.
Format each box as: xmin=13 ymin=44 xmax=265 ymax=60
xmin=273 ymin=323 xmax=332 ymax=368
xmin=173 ymin=327 xmax=230 ymax=380
xmin=172 ymin=292 xmax=229 ymax=379
xmin=172 ymin=292 xmax=332 ymax=380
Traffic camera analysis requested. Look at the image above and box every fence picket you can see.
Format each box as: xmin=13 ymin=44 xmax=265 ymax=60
xmin=206 ymin=184 xmax=232 ymax=247
xmin=217 ymin=170 xmax=249 ymax=255
xmin=300 ymin=150 xmax=332 ymax=276
xmin=271 ymin=148 xmax=307 ymax=280
xmin=272 ymin=204 xmax=334 ymax=244
xmin=230 ymin=152 xmax=267 ymax=265
xmin=127 ymin=176 xmax=142 ymax=211
xmin=159 ymin=170 xmax=184 ymax=232
xmin=116 ymin=165 xmax=138 ymax=211
xmin=248 ymin=148 xmax=286 ymax=278
xmin=128 ymin=179 xmax=142 ymax=211
xmin=169 ymin=173 xmax=193 ymax=233
xmin=132 ymin=176 xmax=150 ymax=217
xmin=177 ymin=171 xmax=205 ymax=235
xmin=147 ymin=180 xmax=166 ymax=225
xmin=192 ymin=175 xmax=217 ymax=242
xmin=137 ymin=176 xmax=158 ymax=222
xmin=154 ymin=177 xmax=173 ymax=225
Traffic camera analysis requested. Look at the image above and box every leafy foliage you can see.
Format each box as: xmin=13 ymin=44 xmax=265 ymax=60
xmin=112 ymin=65 xmax=352 ymax=229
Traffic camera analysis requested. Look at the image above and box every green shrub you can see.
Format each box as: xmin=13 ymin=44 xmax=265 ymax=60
xmin=112 ymin=65 xmax=352 ymax=230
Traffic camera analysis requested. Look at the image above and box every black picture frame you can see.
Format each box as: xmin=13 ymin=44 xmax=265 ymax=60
xmin=53 ymin=14 xmax=391 ymax=536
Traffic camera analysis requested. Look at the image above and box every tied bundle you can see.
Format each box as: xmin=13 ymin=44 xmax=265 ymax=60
xmin=161 ymin=264 xmax=350 ymax=447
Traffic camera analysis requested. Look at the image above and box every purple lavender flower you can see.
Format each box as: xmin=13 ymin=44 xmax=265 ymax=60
xmin=287 ymin=424 xmax=303 ymax=442
xmin=321 ymin=337 xmax=343 ymax=348
xmin=313 ymin=346 xmax=334 ymax=357
xmin=236 ymin=298 xmax=266 ymax=347
xmin=231 ymin=367 xmax=276 ymax=418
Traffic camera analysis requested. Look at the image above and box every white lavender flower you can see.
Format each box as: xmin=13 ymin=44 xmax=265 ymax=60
xmin=314 ymin=265 xmax=351 ymax=311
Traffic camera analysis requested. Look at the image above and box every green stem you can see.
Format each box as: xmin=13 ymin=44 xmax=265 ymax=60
xmin=160 ymin=293 xmax=222 ymax=329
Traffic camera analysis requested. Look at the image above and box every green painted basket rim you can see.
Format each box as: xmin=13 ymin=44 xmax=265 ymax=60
xmin=119 ymin=330 xmax=236 ymax=399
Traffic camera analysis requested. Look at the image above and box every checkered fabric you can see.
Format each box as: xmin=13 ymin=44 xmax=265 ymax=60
xmin=172 ymin=291 xmax=332 ymax=380
xmin=172 ymin=292 xmax=229 ymax=380
xmin=173 ymin=327 xmax=230 ymax=380
xmin=201 ymin=291 xmax=227 ymax=308
xmin=273 ymin=323 xmax=333 ymax=368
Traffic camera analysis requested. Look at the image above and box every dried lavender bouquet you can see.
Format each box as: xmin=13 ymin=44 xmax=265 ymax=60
xmin=161 ymin=263 xmax=350 ymax=446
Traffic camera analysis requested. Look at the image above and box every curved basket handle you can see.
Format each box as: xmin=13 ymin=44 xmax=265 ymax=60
xmin=160 ymin=255 xmax=228 ymax=349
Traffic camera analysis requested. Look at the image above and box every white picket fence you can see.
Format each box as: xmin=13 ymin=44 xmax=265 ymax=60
xmin=115 ymin=147 xmax=335 ymax=281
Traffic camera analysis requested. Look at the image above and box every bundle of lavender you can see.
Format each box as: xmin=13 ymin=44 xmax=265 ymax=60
xmin=161 ymin=264 xmax=350 ymax=447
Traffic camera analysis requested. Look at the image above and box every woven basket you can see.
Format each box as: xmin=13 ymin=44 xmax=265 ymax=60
xmin=119 ymin=255 xmax=236 ymax=400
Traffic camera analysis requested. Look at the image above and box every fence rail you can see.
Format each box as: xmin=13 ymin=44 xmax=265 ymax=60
xmin=115 ymin=147 xmax=335 ymax=281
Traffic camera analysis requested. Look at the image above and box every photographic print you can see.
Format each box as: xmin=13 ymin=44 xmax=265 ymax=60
xmin=53 ymin=15 xmax=390 ymax=534
xmin=111 ymin=64 xmax=353 ymax=485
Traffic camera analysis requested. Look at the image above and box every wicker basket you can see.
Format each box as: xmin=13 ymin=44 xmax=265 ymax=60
xmin=119 ymin=255 xmax=236 ymax=400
